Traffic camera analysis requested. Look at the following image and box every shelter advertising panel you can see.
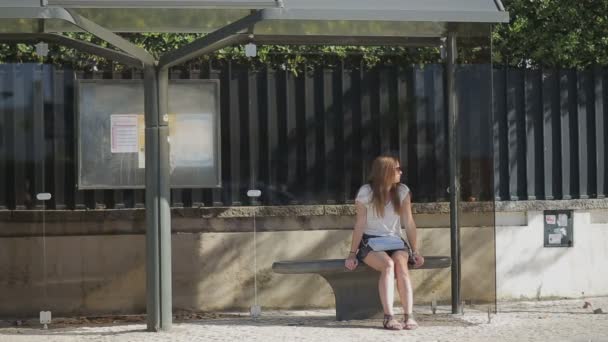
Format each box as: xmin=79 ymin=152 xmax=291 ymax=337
xmin=77 ymin=79 xmax=221 ymax=189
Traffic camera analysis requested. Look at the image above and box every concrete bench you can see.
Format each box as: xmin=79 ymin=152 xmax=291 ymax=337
xmin=272 ymin=256 xmax=451 ymax=321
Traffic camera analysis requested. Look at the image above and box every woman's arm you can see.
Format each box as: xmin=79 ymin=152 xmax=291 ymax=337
xmin=401 ymin=192 xmax=424 ymax=267
xmin=345 ymin=202 xmax=367 ymax=270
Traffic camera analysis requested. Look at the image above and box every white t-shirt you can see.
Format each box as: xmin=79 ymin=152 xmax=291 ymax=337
xmin=355 ymin=183 xmax=410 ymax=240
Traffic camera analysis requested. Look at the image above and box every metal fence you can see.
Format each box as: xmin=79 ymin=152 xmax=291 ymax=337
xmin=0 ymin=63 xmax=606 ymax=210
xmin=493 ymin=66 xmax=607 ymax=201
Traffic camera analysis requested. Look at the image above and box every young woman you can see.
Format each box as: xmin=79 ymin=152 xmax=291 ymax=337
xmin=344 ymin=155 xmax=424 ymax=330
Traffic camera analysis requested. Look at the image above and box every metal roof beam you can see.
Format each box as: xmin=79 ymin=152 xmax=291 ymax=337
xmin=158 ymin=11 xmax=262 ymax=69
xmin=0 ymin=6 xmax=154 ymax=66
xmin=260 ymin=7 xmax=509 ymax=23
xmin=249 ymin=34 xmax=442 ymax=47
xmin=0 ymin=33 xmax=143 ymax=68
xmin=64 ymin=9 xmax=155 ymax=65
xmin=47 ymin=0 xmax=280 ymax=8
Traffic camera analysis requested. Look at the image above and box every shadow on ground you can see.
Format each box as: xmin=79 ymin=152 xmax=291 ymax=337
xmin=0 ymin=310 xmax=478 ymax=337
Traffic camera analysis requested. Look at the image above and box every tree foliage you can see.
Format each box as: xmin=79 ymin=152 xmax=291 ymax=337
xmin=1 ymin=0 xmax=607 ymax=71
xmin=493 ymin=0 xmax=608 ymax=68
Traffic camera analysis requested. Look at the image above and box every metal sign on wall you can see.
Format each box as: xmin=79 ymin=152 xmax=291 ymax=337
xmin=77 ymin=79 xmax=221 ymax=189
xmin=543 ymin=210 xmax=573 ymax=247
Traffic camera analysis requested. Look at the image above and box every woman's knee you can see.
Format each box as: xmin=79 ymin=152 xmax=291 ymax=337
xmin=395 ymin=263 xmax=410 ymax=278
xmin=391 ymin=253 xmax=410 ymax=276
xmin=380 ymin=258 xmax=395 ymax=273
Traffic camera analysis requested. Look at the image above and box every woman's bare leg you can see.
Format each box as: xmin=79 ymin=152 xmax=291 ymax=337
xmin=392 ymin=251 xmax=413 ymax=314
xmin=363 ymin=251 xmax=395 ymax=315
xmin=392 ymin=251 xmax=418 ymax=329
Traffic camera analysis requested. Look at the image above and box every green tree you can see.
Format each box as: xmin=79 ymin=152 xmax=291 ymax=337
xmin=494 ymin=0 xmax=608 ymax=68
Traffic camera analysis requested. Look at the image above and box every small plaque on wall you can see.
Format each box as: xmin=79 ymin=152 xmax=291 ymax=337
xmin=543 ymin=210 xmax=573 ymax=247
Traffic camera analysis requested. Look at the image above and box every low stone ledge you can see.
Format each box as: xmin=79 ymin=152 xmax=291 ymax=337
xmin=495 ymin=198 xmax=608 ymax=212
xmin=1 ymin=199 xmax=607 ymax=237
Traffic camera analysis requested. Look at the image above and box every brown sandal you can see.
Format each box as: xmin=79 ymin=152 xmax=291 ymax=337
xmin=383 ymin=314 xmax=403 ymax=330
xmin=402 ymin=313 xmax=419 ymax=330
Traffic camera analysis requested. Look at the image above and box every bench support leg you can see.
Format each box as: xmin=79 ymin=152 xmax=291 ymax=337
xmin=321 ymin=271 xmax=383 ymax=321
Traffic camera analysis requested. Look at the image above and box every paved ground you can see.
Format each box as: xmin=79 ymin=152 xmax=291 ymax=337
xmin=1 ymin=297 xmax=607 ymax=342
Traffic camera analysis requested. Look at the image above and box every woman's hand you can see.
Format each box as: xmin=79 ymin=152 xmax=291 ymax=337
xmin=412 ymin=252 xmax=424 ymax=268
xmin=344 ymin=254 xmax=358 ymax=270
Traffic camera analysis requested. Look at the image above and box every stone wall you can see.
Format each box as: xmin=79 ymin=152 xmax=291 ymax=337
xmin=1 ymin=199 xmax=607 ymax=317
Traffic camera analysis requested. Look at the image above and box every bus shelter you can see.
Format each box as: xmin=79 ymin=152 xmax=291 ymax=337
xmin=0 ymin=0 xmax=508 ymax=331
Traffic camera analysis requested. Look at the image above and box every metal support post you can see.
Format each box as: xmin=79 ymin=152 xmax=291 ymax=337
xmin=144 ymin=64 xmax=172 ymax=331
xmin=157 ymin=66 xmax=173 ymax=331
xmin=446 ymin=31 xmax=461 ymax=315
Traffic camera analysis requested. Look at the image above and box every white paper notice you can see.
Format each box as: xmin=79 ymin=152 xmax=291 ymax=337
xmin=545 ymin=215 xmax=556 ymax=225
xmin=111 ymin=114 xmax=139 ymax=153
xmin=557 ymin=213 xmax=568 ymax=227
xmin=138 ymin=115 xmax=145 ymax=168
xmin=548 ymin=233 xmax=562 ymax=244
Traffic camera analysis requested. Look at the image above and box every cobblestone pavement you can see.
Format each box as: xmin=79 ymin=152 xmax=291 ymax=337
xmin=1 ymin=297 xmax=607 ymax=342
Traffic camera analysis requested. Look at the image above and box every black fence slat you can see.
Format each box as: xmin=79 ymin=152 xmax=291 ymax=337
xmin=332 ymin=68 xmax=345 ymax=204
xmin=596 ymin=67 xmax=606 ymax=198
xmin=51 ymin=69 xmax=67 ymax=209
xmin=264 ymin=69 xmax=279 ymax=205
xmin=0 ymin=67 xmax=8 ymax=209
xmin=351 ymin=67 xmax=364 ymax=194
xmin=405 ymin=68 xmax=418 ymax=197
xmin=603 ymin=68 xmax=608 ymax=198
xmin=397 ymin=67 xmax=410 ymax=192
xmin=379 ymin=68 xmax=392 ymax=153
xmin=247 ymin=70 xmax=260 ymax=204
xmin=33 ymin=67 xmax=46 ymax=209
xmin=413 ymin=66 xmax=428 ymax=200
xmin=458 ymin=65 xmax=487 ymax=201
xmin=476 ymin=65 xmax=494 ymax=201
xmin=323 ymin=69 xmax=335 ymax=204
xmin=425 ymin=65 xmax=441 ymax=201
xmin=360 ymin=66 xmax=373 ymax=182
xmin=284 ymin=71 xmax=297 ymax=204
xmin=577 ymin=70 xmax=590 ymax=199
xmin=341 ymin=63 xmax=354 ymax=202
xmin=506 ymin=68 xmax=524 ymax=200
xmin=585 ymin=69 xmax=598 ymax=199
xmin=277 ymin=71 xmax=289 ymax=203
xmin=12 ymin=65 xmax=28 ymax=209
xmin=524 ymin=69 xmax=541 ymax=200
xmin=228 ymin=63 xmax=243 ymax=205
xmin=432 ymin=65 xmax=447 ymax=201
xmin=493 ymin=67 xmax=508 ymax=200
xmin=43 ymin=66 xmax=57 ymax=209
xmin=253 ymin=69 xmax=267 ymax=204
xmin=302 ymin=70 xmax=315 ymax=202
xmin=541 ymin=69 xmax=556 ymax=200
xmin=293 ymin=73 xmax=307 ymax=203
xmin=560 ymin=70 xmax=574 ymax=199
xmin=237 ymin=69 xmax=252 ymax=204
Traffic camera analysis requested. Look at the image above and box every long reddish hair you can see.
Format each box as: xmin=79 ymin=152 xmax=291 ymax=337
xmin=368 ymin=155 xmax=402 ymax=217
